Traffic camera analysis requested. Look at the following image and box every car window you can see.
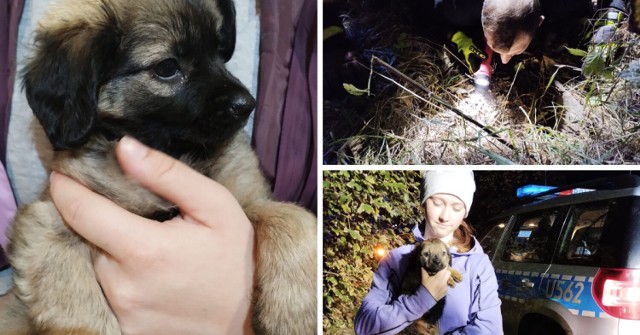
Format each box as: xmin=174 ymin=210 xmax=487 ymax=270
xmin=555 ymin=199 xmax=619 ymax=267
xmin=501 ymin=209 xmax=564 ymax=263
xmin=479 ymin=219 xmax=509 ymax=259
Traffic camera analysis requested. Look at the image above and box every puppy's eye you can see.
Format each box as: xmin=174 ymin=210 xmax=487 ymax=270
xmin=153 ymin=59 xmax=181 ymax=79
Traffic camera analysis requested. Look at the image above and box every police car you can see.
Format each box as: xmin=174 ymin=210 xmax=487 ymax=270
xmin=479 ymin=175 xmax=640 ymax=335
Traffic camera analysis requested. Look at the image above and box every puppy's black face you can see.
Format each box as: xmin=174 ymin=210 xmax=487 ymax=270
xmin=23 ymin=0 xmax=254 ymax=159
xmin=418 ymin=239 xmax=451 ymax=276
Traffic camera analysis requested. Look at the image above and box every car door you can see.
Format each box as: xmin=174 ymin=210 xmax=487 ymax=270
xmin=542 ymin=198 xmax=640 ymax=335
xmin=490 ymin=207 xmax=568 ymax=334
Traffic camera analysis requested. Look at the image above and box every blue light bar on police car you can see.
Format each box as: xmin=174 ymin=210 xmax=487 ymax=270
xmin=517 ymin=184 xmax=595 ymax=198
xmin=517 ymin=185 xmax=556 ymax=198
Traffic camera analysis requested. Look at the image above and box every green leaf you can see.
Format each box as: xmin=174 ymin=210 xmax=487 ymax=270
xmin=478 ymin=148 xmax=516 ymax=165
xmin=339 ymin=194 xmax=352 ymax=204
xmin=325 ymin=248 xmax=335 ymax=257
xmin=361 ymin=245 xmax=371 ymax=255
xmin=543 ymin=66 xmax=561 ymax=95
xmin=582 ymin=48 xmax=606 ymax=77
xmin=365 ymin=174 xmax=376 ymax=184
xmin=340 ymin=203 xmax=351 ymax=213
xmin=565 ymin=46 xmax=587 ymax=57
xmin=338 ymin=292 xmax=349 ymax=302
xmin=343 ymin=83 xmax=369 ymax=96
xmin=349 ymin=230 xmax=362 ymax=240
xmin=357 ymin=203 xmax=374 ymax=214
xmin=326 ymin=296 xmax=333 ymax=306
xmin=323 ymin=25 xmax=343 ymax=40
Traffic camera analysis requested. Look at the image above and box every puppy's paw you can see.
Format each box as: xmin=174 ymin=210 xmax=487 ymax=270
xmin=447 ymin=268 xmax=463 ymax=287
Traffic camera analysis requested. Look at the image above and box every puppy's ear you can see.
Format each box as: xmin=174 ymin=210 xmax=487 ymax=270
xmin=216 ymin=0 xmax=236 ymax=62
xmin=22 ymin=4 xmax=121 ymax=150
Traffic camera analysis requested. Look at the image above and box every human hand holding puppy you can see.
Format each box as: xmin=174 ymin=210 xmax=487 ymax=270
xmin=50 ymin=136 xmax=255 ymax=335
xmin=421 ymin=268 xmax=451 ymax=301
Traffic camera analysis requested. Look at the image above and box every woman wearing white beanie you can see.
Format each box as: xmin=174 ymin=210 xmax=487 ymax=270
xmin=420 ymin=170 xmax=476 ymax=248
xmin=355 ymin=170 xmax=503 ymax=335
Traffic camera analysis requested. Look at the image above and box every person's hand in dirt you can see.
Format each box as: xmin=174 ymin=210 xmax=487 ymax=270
xmin=450 ymin=31 xmax=487 ymax=74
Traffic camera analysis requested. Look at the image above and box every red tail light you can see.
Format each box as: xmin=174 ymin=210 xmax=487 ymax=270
xmin=592 ymin=268 xmax=640 ymax=320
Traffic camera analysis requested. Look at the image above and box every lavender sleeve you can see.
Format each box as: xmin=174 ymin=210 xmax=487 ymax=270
xmin=354 ymin=250 xmax=438 ymax=335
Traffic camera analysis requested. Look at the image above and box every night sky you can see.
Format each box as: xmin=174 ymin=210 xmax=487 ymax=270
xmin=469 ymin=170 xmax=640 ymax=234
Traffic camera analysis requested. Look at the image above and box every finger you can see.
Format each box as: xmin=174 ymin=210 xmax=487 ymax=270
xmin=465 ymin=59 xmax=474 ymax=73
xmin=115 ymin=136 xmax=244 ymax=226
xmin=439 ymin=269 xmax=452 ymax=285
xmin=438 ymin=267 xmax=450 ymax=275
xmin=50 ymin=171 xmax=161 ymax=259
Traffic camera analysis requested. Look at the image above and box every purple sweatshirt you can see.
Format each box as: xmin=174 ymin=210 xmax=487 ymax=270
xmin=354 ymin=225 xmax=503 ymax=335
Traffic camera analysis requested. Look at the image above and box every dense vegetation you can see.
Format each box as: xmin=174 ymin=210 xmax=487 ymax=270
xmin=323 ymin=170 xmax=422 ymax=333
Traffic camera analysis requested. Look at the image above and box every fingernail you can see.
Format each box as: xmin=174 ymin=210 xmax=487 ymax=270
xmin=119 ymin=136 xmax=149 ymax=161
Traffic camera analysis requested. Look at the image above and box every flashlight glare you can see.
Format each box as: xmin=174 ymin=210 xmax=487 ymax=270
xmin=375 ymin=247 xmax=387 ymax=257
xmin=475 ymin=75 xmax=490 ymax=87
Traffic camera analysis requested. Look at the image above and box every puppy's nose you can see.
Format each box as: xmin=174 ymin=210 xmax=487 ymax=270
xmin=229 ymin=90 xmax=256 ymax=120
xmin=215 ymin=81 xmax=256 ymax=121
xmin=434 ymin=257 xmax=441 ymax=265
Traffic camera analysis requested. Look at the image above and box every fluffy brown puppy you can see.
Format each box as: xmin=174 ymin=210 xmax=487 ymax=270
xmin=0 ymin=0 xmax=317 ymax=334
xmin=399 ymin=239 xmax=463 ymax=335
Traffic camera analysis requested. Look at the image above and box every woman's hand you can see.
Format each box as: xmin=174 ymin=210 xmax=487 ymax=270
xmin=50 ymin=136 xmax=255 ymax=335
xmin=421 ymin=268 xmax=451 ymax=301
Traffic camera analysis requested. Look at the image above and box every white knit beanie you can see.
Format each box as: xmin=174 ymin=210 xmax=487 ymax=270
xmin=422 ymin=170 xmax=476 ymax=218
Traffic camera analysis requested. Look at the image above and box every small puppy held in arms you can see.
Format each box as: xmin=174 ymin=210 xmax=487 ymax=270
xmin=0 ymin=0 xmax=316 ymax=334
xmin=398 ymin=239 xmax=463 ymax=335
